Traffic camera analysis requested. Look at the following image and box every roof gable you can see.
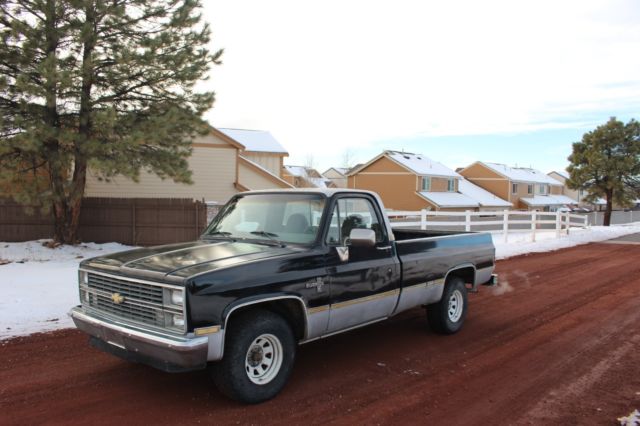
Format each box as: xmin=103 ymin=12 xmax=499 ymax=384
xmin=218 ymin=128 xmax=288 ymax=154
xmin=349 ymin=150 xmax=460 ymax=178
xmin=479 ymin=162 xmax=562 ymax=185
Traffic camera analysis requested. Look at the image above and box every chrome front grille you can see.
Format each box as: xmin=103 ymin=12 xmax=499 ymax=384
xmin=80 ymin=271 xmax=185 ymax=333
xmin=87 ymin=273 xmax=164 ymax=305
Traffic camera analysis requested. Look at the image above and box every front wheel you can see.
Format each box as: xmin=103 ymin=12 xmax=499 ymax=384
xmin=427 ymin=277 xmax=468 ymax=334
xmin=211 ymin=309 xmax=296 ymax=404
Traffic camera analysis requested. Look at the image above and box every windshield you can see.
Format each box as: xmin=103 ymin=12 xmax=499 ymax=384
xmin=204 ymin=193 xmax=326 ymax=245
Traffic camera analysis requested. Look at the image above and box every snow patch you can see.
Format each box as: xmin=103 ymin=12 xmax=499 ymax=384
xmin=0 ymin=240 xmax=132 ymax=340
xmin=618 ymin=409 xmax=640 ymax=426
xmin=493 ymin=223 xmax=640 ymax=260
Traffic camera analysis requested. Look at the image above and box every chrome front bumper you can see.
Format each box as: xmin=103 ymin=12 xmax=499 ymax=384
xmin=69 ymin=307 xmax=225 ymax=371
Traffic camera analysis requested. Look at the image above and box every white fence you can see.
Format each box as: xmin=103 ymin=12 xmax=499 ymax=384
xmin=387 ymin=210 xmax=590 ymax=243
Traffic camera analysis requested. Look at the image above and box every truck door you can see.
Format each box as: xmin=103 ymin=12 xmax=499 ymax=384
xmin=324 ymin=195 xmax=401 ymax=334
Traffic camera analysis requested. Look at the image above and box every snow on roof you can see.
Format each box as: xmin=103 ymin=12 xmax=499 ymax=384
xmin=323 ymin=167 xmax=350 ymax=176
xmin=482 ymin=162 xmax=561 ymax=185
xmin=387 ymin=151 xmax=460 ymax=178
xmin=458 ymin=179 xmax=512 ymax=207
xmin=520 ymin=195 xmax=577 ymax=206
xmin=418 ymin=191 xmax=479 ymax=208
xmin=283 ymin=165 xmax=307 ymax=177
xmin=218 ymin=128 xmax=288 ymax=154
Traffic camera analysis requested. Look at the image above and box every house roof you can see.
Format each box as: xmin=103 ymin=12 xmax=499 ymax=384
xmin=283 ymin=165 xmax=333 ymax=188
xmin=519 ymin=194 xmax=577 ymax=206
xmin=323 ymin=167 xmax=350 ymax=177
xmin=386 ymin=151 xmax=460 ymax=178
xmin=418 ymin=192 xmax=480 ymax=208
xmin=479 ymin=162 xmax=562 ymax=185
xmin=349 ymin=150 xmax=460 ymax=178
xmin=218 ymin=128 xmax=288 ymax=154
xmin=458 ymin=179 xmax=512 ymax=207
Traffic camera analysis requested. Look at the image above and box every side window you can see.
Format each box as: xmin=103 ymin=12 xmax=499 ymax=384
xmin=326 ymin=197 xmax=385 ymax=245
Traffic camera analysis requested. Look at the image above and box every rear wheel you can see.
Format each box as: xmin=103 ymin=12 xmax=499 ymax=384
xmin=211 ymin=309 xmax=296 ymax=404
xmin=427 ymin=277 xmax=468 ymax=334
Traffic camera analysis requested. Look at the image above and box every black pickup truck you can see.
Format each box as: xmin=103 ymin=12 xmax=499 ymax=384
xmin=70 ymin=189 xmax=497 ymax=403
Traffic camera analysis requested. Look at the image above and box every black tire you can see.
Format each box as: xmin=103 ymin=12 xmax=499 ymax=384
xmin=211 ymin=309 xmax=296 ymax=404
xmin=427 ymin=277 xmax=468 ymax=335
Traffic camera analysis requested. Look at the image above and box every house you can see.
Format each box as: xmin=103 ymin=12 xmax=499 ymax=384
xmin=548 ymin=171 xmax=582 ymax=203
xmin=85 ymin=127 xmax=292 ymax=204
xmin=460 ymin=162 xmax=575 ymax=211
xmin=322 ymin=167 xmax=350 ymax=188
xmin=282 ymin=166 xmax=335 ymax=188
xmin=346 ymin=150 xmax=512 ymax=211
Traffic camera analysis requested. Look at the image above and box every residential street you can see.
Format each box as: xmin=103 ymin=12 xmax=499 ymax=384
xmin=1 ymin=241 xmax=639 ymax=425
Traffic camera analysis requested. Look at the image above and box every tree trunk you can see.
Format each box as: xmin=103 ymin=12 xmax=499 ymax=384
xmin=603 ymin=189 xmax=613 ymax=226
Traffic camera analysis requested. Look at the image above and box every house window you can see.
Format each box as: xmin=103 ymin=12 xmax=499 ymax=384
xmin=421 ymin=177 xmax=431 ymax=191
xmin=527 ymin=184 xmax=533 ymax=194
xmin=512 ymin=183 xmax=518 ymax=194
xmin=538 ymin=184 xmax=546 ymax=194
xmin=447 ymin=178 xmax=455 ymax=192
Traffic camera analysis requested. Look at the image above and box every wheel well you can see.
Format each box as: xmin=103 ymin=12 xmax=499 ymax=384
xmin=446 ymin=266 xmax=475 ymax=286
xmin=225 ymin=299 xmax=306 ymax=342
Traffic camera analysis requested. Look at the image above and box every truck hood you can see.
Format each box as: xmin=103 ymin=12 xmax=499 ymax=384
xmin=83 ymin=239 xmax=297 ymax=282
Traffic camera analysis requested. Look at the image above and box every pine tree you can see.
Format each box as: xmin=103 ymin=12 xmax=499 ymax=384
xmin=0 ymin=0 xmax=221 ymax=243
xmin=567 ymin=117 xmax=640 ymax=226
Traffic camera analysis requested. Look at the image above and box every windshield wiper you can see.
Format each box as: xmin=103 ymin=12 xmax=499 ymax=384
xmin=204 ymin=231 xmax=235 ymax=239
xmin=250 ymin=231 xmax=285 ymax=247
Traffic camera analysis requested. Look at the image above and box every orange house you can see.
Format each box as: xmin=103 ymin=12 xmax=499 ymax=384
xmin=347 ymin=151 xmax=511 ymax=212
xmin=460 ymin=162 xmax=575 ymax=211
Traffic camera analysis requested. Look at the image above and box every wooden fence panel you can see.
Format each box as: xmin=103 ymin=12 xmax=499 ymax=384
xmin=0 ymin=197 xmax=208 ymax=246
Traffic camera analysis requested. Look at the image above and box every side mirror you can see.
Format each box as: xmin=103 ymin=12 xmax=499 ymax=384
xmin=349 ymin=228 xmax=376 ymax=248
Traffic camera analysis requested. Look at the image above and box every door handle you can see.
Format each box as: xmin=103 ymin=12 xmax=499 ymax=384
xmin=376 ymin=245 xmax=392 ymax=251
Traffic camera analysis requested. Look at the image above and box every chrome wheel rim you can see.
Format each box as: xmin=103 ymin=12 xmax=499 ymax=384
xmin=448 ymin=289 xmax=464 ymax=322
xmin=245 ymin=334 xmax=283 ymax=385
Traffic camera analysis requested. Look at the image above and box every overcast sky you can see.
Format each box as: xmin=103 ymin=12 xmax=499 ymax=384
xmin=201 ymin=0 xmax=640 ymax=174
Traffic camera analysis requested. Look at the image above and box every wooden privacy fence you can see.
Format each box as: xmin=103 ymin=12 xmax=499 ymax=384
xmin=0 ymin=197 xmax=208 ymax=246
xmin=387 ymin=209 xmax=590 ymax=243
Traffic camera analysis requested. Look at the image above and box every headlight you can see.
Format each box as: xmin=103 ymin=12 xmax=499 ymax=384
xmin=79 ymin=271 xmax=88 ymax=285
xmin=171 ymin=314 xmax=184 ymax=328
xmin=170 ymin=289 xmax=184 ymax=305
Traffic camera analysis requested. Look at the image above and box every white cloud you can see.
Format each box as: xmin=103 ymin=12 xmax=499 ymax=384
xmin=201 ymin=0 xmax=640 ymax=169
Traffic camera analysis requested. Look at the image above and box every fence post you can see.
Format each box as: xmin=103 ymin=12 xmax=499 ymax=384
xmin=555 ymin=211 xmax=561 ymax=238
xmin=420 ymin=209 xmax=427 ymax=230
xmin=594 ymin=211 xmax=598 ymax=226
xmin=503 ymin=210 xmax=509 ymax=243
xmin=465 ymin=210 xmax=471 ymax=232
xmin=531 ymin=210 xmax=537 ymax=242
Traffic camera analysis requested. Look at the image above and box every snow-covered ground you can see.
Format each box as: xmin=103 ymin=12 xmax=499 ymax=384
xmin=0 ymin=241 xmax=132 ymax=339
xmin=493 ymin=223 xmax=640 ymax=259
xmin=1 ymin=223 xmax=640 ymax=340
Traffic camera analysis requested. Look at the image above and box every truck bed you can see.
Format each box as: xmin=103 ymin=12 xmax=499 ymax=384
xmin=392 ymin=228 xmax=496 ymax=288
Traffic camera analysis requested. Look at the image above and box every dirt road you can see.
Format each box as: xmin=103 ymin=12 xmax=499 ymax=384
xmin=1 ymin=241 xmax=639 ymax=425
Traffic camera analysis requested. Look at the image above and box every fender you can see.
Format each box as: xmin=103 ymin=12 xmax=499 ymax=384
xmin=222 ymin=294 xmax=310 ymax=337
xmin=444 ymin=263 xmax=477 ymax=288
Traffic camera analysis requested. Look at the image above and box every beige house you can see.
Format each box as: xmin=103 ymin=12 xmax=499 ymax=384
xmin=282 ymin=166 xmax=335 ymax=188
xmin=322 ymin=167 xmax=350 ymax=188
xmin=547 ymin=171 xmax=583 ymax=203
xmin=85 ymin=127 xmax=292 ymax=204
xmin=347 ymin=151 xmax=511 ymax=211
xmin=460 ymin=162 xmax=575 ymax=211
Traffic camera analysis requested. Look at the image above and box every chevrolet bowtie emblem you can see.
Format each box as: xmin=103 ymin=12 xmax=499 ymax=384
xmin=111 ymin=292 xmax=125 ymax=304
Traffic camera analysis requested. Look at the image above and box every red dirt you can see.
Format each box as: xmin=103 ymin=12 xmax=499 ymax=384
xmin=1 ymin=242 xmax=639 ymax=425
